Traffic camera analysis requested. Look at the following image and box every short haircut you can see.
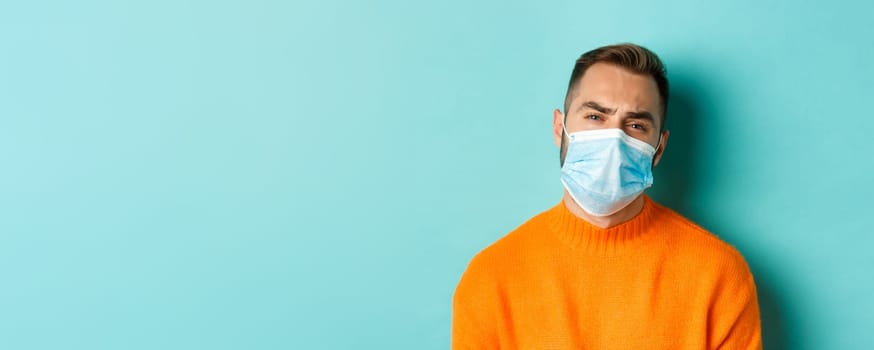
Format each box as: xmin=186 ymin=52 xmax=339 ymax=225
xmin=563 ymin=43 xmax=669 ymax=130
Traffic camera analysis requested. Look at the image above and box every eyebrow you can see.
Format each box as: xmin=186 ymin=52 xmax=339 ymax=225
xmin=578 ymin=100 xmax=656 ymax=124
xmin=627 ymin=111 xmax=656 ymax=125
xmin=579 ymin=101 xmax=614 ymax=114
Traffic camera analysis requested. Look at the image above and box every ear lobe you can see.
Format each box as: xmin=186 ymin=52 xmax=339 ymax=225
xmin=553 ymin=109 xmax=564 ymax=147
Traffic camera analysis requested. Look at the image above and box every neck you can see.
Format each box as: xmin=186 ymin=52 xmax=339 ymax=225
xmin=562 ymin=191 xmax=646 ymax=229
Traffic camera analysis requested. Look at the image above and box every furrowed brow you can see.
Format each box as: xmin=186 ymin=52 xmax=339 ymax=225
xmin=578 ymin=101 xmax=615 ymax=114
xmin=625 ymin=111 xmax=655 ymax=124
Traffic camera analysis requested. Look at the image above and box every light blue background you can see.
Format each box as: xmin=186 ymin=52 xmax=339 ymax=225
xmin=1 ymin=0 xmax=872 ymax=349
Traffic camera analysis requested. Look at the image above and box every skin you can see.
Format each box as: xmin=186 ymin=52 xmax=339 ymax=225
xmin=552 ymin=62 xmax=670 ymax=229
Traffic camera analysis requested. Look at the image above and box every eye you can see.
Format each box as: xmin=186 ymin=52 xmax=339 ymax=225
xmin=629 ymin=123 xmax=647 ymax=132
xmin=585 ymin=114 xmax=602 ymax=121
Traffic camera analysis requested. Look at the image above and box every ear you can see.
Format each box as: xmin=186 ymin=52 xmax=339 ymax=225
xmin=553 ymin=108 xmax=564 ymax=147
xmin=653 ymin=129 xmax=670 ymax=167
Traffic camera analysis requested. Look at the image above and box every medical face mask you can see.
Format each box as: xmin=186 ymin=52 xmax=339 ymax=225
xmin=560 ymin=123 xmax=660 ymax=217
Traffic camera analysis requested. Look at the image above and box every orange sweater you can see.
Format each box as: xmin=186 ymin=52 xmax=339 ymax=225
xmin=452 ymin=195 xmax=762 ymax=349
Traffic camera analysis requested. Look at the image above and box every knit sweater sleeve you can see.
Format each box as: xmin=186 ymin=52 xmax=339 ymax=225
xmin=451 ymin=253 xmax=500 ymax=350
xmin=709 ymin=251 xmax=763 ymax=350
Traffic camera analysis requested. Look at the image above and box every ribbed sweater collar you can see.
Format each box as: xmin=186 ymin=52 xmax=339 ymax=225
xmin=547 ymin=194 xmax=659 ymax=257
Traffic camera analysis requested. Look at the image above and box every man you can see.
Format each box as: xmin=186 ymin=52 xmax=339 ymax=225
xmin=451 ymin=43 xmax=762 ymax=349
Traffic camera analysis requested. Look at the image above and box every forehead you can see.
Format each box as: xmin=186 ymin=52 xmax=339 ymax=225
xmin=574 ymin=63 xmax=661 ymax=115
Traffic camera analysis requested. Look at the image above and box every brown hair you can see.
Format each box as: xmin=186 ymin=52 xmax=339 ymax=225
xmin=563 ymin=43 xmax=669 ymax=130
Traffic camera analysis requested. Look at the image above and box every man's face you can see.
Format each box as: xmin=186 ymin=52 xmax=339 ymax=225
xmin=553 ymin=62 xmax=669 ymax=166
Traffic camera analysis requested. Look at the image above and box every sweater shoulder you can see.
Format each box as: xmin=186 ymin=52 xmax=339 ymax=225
xmin=652 ymin=202 xmax=754 ymax=280
xmin=457 ymin=206 xmax=552 ymax=281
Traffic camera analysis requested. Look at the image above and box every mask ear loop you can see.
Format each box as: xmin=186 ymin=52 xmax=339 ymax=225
xmin=650 ymin=132 xmax=664 ymax=167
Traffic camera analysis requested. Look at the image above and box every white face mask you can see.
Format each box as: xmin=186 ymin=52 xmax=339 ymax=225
xmin=560 ymin=123 xmax=660 ymax=217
